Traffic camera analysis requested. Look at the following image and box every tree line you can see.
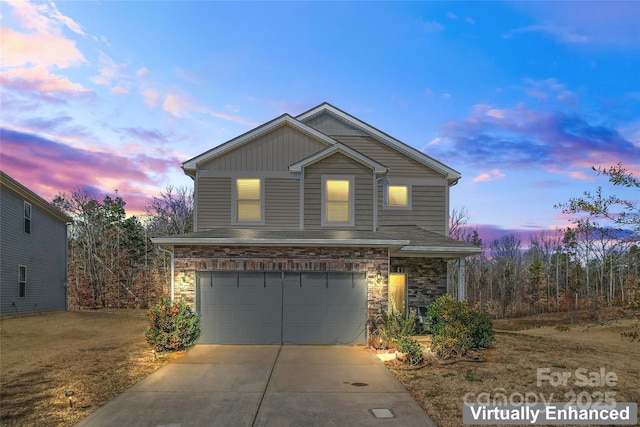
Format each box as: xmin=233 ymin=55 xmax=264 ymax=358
xmin=53 ymin=186 xmax=193 ymax=309
xmin=55 ymin=164 xmax=638 ymax=316
xmin=449 ymin=164 xmax=640 ymax=318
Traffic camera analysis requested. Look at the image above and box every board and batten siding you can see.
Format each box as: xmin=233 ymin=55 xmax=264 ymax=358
xmin=303 ymin=113 xmax=361 ymax=133
xmin=196 ymin=177 xmax=300 ymax=230
xmin=377 ymin=185 xmax=447 ymax=234
xmin=199 ymin=125 xmax=327 ymax=172
xmin=0 ymin=186 xmax=67 ymax=316
xmin=304 ymin=153 xmax=374 ymax=230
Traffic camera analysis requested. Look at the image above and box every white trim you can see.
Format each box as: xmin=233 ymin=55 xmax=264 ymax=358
xmin=383 ymin=182 xmax=412 ymax=211
xmin=18 ymin=264 xmax=27 ymax=298
xmin=321 ymin=175 xmax=355 ymax=227
xmin=299 ymin=171 xmax=305 ymax=230
xmin=296 ymin=103 xmax=461 ymax=184
xmin=289 ymin=143 xmax=387 ymax=174
xmin=23 ymin=201 xmax=32 ymax=234
xmin=152 ymin=237 xmax=410 ymax=247
xmin=182 ymin=115 xmax=337 ymax=175
xmin=231 ymin=178 xmax=265 ymax=225
xmin=196 ymin=170 xmax=297 ymax=179
xmin=395 ymin=246 xmax=482 ymax=258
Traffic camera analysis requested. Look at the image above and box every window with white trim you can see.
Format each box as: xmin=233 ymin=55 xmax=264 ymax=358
xmin=18 ymin=265 xmax=26 ymax=298
xmin=322 ymin=176 xmax=354 ymax=226
xmin=384 ymin=183 xmax=411 ymax=210
xmin=234 ymin=178 xmax=263 ymax=223
xmin=24 ymin=202 xmax=31 ymax=234
xmin=387 ymin=185 xmax=409 ymax=207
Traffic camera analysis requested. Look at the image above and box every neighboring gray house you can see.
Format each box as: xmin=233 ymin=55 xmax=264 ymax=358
xmin=0 ymin=171 xmax=71 ymax=316
xmin=153 ymin=103 xmax=481 ymax=345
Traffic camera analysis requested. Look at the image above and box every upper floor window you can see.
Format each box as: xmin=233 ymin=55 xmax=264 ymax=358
xmin=234 ymin=178 xmax=263 ymax=223
xmin=387 ymin=185 xmax=410 ymax=208
xmin=24 ymin=202 xmax=31 ymax=234
xmin=322 ymin=176 xmax=354 ymax=226
xmin=18 ymin=265 xmax=27 ymax=298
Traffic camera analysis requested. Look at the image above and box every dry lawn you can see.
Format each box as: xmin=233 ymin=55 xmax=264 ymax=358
xmin=0 ymin=310 xmax=182 ymax=426
xmin=387 ymin=310 xmax=640 ymax=427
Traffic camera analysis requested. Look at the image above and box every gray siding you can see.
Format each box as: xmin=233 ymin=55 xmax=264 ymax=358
xmin=0 ymin=186 xmax=67 ymax=316
xmin=334 ymin=136 xmax=443 ymax=179
xmin=196 ymin=177 xmax=300 ymax=230
xmin=196 ymin=177 xmax=231 ymax=231
xmin=303 ymin=112 xmax=361 ymax=133
xmin=304 ymin=153 xmax=374 ymax=230
xmin=265 ymin=179 xmax=299 ymax=228
xmin=200 ymin=125 xmax=327 ymax=172
xmin=378 ymin=185 xmax=447 ymax=234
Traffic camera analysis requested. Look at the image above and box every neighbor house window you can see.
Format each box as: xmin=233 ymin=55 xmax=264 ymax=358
xmin=18 ymin=265 xmax=26 ymax=298
xmin=24 ymin=202 xmax=31 ymax=234
xmin=387 ymin=185 xmax=410 ymax=208
xmin=322 ymin=176 xmax=354 ymax=226
xmin=234 ymin=178 xmax=263 ymax=223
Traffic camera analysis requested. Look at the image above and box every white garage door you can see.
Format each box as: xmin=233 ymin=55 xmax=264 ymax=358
xmin=197 ymin=271 xmax=367 ymax=345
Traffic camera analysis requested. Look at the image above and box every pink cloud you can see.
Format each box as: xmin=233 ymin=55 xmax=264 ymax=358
xmin=160 ymin=92 xmax=260 ymax=126
xmin=472 ymin=169 xmax=506 ymax=183
xmin=6 ymin=0 xmax=85 ymax=36
xmin=142 ymin=89 xmax=160 ymax=107
xmin=0 ymin=65 xmax=92 ymax=98
xmin=0 ymin=26 xmax=86 ymax=68
xmin=0 ymin=128 xmax=179 ymax=215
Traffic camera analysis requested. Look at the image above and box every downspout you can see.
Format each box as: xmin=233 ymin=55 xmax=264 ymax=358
xmin=64 ymin=221 xmax=71 ymax=310
xmin=157 ymin=246 xmax=175 ymax=302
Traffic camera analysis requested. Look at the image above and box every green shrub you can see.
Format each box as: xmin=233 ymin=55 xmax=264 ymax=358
xmin=396 ymin=336 xmax=424 ymax=365
xmin=426 ymin=295 xmax=494 ymax=359
xmin=373 ymin=308 xmax=417 ymax=346
xmin=146 ymin=297 xmax=201 ymax=352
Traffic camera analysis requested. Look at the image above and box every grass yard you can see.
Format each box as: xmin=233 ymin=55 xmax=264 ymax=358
xmin=386 ymin=310 xmax=640 ymax=427
xmin=0 ymin=310 xmax=182 ymax=426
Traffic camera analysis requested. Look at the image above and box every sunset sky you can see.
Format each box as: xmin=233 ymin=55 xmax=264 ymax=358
xmin=1 ymin=1 xmax=639 ymax=245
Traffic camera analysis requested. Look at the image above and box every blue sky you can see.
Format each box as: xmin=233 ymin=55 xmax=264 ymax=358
xmin=1 ymin=1 xmax=639 ymax=244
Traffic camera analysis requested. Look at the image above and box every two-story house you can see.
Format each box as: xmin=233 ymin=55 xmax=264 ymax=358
xmin=153 ymin=103 xmax=481 ymax=345
xmin=0 ymin=171 xmax=71 ymax=316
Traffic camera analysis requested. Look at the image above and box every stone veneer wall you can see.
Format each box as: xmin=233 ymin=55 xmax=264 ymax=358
xmin=173 ymin=246 xmax=389 ymax=317
xmin=390 ymin=258 xmax=448 ymax=307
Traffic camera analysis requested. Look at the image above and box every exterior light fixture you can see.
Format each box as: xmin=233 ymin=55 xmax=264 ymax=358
xmin=180 ymin=270 xmax=186 ymax=283
xmin=376 ymin=267 xmax=382 ymax=285
xmin=65 ymin=391 xmax=74 ymax=408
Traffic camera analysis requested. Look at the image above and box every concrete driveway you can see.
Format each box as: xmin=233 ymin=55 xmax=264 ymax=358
xmin=76 ymin=345 xmax=437 ymax=427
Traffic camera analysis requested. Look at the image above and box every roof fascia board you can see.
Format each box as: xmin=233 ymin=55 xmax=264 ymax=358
xmin=182 ymin=114 xmax=338 ymax=176
xmin=151 ymin=237 xmax=409 ymax=247
xmin=289 ymin=143 xmax=387 ymax=174
xmin=297 ymin=103 xmax=461 ymax=183
xmin=396 ymin=246 xmax=482 ymax=258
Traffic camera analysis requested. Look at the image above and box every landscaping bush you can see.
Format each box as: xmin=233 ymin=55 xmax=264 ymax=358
xmin=145 ymin=297 xmax=201 ymax=352
xmin=396 ymin=336 xmax=424 ymax=365
xmin=372 ymin=308 xmax=417 ymax=348
xmin=426 ymin=295 xmax=494 ymax=359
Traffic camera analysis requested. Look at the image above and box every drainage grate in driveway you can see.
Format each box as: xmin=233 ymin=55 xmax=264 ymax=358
xmin=350 ymin=382 xmax=368 ymax=387
xmin=370 ymin=408 xmax=395 ymax=419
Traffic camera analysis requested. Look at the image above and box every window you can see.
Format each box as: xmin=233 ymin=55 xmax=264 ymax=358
xmin=322 ymin=176 xmax=354 ymax=226
xmin=24 ymin=202 xmax=31 ymax=234
xmin=234 ymin=178 xmax=262 ymax=223
xmin=387 ymin=185 xmax=408 ymax=207
xmin=384 ymin=184 xmax=411 ymax=209
xmin=18 ymin=265 xmax=26 ymax=298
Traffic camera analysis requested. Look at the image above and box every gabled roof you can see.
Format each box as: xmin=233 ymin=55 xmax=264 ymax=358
xmin=182 ymin=114 xmax=338 ymax=177
xmin=297 ymin=103 xmax=461 ymax=185
xmin=289 ymin=142 xmax=387 ymax=174
xmin=0 ymin=171 xmax=72 ymax=223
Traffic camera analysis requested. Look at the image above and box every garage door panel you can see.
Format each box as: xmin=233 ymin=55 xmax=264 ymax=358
xmin=199 ymin=271 xmax=366 ymax=345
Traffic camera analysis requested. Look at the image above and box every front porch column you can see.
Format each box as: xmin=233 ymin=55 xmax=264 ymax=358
xmin=457 ymin=257 xmax=466 ymax=301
